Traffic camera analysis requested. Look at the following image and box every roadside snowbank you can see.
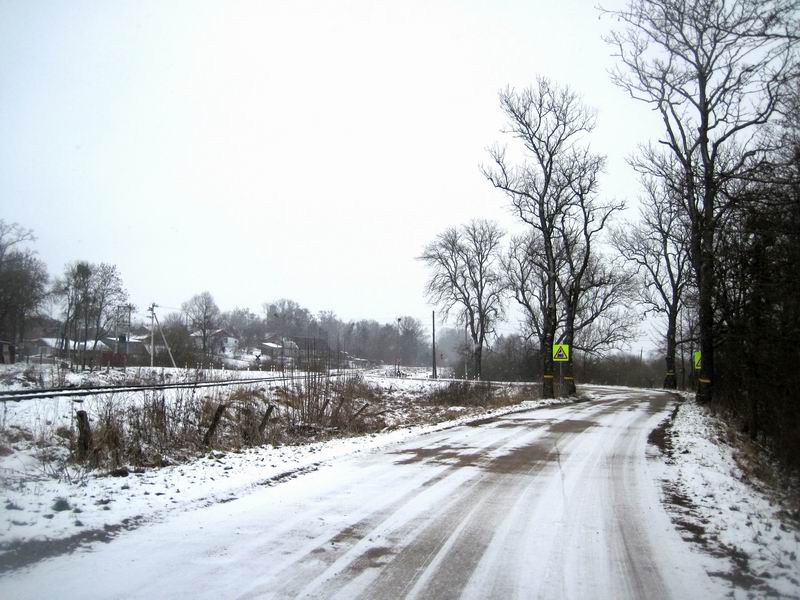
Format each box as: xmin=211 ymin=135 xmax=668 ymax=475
xmin=657 ymin=397 xmax=800 ymax=597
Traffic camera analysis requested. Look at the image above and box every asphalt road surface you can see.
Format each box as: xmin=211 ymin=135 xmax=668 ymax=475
xmin=3 ymin=387 xmax=725 ymax=599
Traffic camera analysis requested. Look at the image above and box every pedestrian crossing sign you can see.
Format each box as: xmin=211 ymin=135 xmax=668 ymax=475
xmin=693 ymin=351 xmax=701 ymax=370
xmin=553 ymin=344 xmax=570 ymax=362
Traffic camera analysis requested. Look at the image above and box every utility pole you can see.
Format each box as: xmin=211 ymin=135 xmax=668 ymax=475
xmin=431 ymin=310 xmax=437 ymax=379
xmin=125 ymin=304 xmax=132 ymax=366
xmin=396 ymin=317 xmax=401 ymax=377
xmin=113 ymin=306 xmax=120 ymax=355
xmin=148 ymin=303 xmax=156 ymax=368
xmin=153 ymin=310 xmax=177 ymax=368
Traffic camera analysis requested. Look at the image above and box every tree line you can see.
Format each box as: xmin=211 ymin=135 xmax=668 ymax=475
xmin=0 ymin=237 xmax=432 ymax=369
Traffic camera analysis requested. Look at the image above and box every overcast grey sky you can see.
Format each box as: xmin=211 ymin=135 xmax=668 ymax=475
xmin=1 ymin=0 xmax=661 ymax=344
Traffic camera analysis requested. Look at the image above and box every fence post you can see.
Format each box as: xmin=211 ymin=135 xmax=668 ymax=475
xmin=203 ymin=403 xmax=227 ymax=447
xmin=75 ymin=410 xmax=93 ymax=461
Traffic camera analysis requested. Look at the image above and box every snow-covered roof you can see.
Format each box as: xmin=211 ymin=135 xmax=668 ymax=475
xmin=30 ymin=337 xmax=70 ymax=348
xmin=28 ymin=338 xmax=111 ymax=351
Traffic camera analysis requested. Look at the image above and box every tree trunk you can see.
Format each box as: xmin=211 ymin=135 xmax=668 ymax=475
xmin=696 ymin=225 xmax=715 ymax=404
xmin=473 ymin=345 xmax=482 ymax=381
xmin=542 ymin=333 xmax=555 ymax=399
xmin=541 ymin=274 xmax=557 ymax=399
xmin=203 ymin=403 xmax=227 ymax=447
xmin=81 ymin=306 xmax=90 ymax=371
xmin=562 ymin=356 xmax=576 ymax=396
xmin=258 ymin=404 xmax=275 ymax=439
xmin=663 ymin=307 xmax=678 ymax=389
xmin=563 ymin=314 xmax=577 ymax=396
xmin=75 ymin=410 xmax=93 ymax=462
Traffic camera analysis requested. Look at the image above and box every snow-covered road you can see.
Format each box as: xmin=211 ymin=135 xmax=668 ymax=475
xmin=3 ymin=387 xmax=727 ymax=599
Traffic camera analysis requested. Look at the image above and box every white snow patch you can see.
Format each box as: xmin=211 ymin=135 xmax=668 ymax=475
xmin=656 ymin=396 xmax=800 ymax=596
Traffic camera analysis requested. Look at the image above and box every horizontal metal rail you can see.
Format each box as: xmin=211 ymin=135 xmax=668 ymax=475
xmin=0 ymin=370 xmax=355 ymax=402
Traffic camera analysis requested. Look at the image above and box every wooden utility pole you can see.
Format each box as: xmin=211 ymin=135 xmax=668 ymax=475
xmin=148 ymin=303 xmax=156 ymax=368
xmin=153 ymin=310 xmax=177 ymax=368
xmin=431 ymin=311 xmax=437 ymax=379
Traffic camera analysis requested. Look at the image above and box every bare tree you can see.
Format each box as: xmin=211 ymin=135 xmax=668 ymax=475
xmin=0 ymin=221 xmax=49 ymax=349
xmin=503 ymin=232 xmax=560 ymax=350
xmin=182 ymin=291 xmax=220 ymax=358
xmin=418 ymin=219 xmax=505 ymax=379
xmin=0 ymin=221 xmax=35 ymax=266
xmin=484 ymin=78 xmax=607 ymax=396
xmin=603 ymin=0 xmax=799 ymax=401
xmin=88 ymin=264 xmax=127 ymax=356
xmin=554 ymin=151 xmax=627 ymax=394
xmin=0 ymin=250 xmax=48 ymax=347
xmin=612 ymin=178 xmax=691 ymax=388
xmin=569 ymin=256 xmax=638 ymax=356
xmin=52 ymin=261 xmax=128 ymax=369
xmin=53 ymin=262 xmax=93 ymax=365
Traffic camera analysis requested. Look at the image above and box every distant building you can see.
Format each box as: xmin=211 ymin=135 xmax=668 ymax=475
xmin=191 ymin=329 xmax=239 ymax=356
xmin=22 ymin=338 xmax=110 ymax=362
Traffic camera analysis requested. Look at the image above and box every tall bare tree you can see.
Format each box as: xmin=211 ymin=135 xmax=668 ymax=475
xmin=87 ymin=264 xmax=127 ymax=356
xmin=503 ymin=232 xmax=561 ymax=353
xmin=53 ymin=261 xmax=127 ymax=369
xmin=0 ymin=221 xmax=35 ymax=266
xmin=0 ymin=222 xmax=49 ymax=351
xmin=0 ymin=251 xmax=48 ymax=347
xmin=182 ymin=291 xmax=220 ymax=358
xmin=612 ymin=177 xmax=691 ymax=388
xmin=554 ymin=152 xmax=627 ymax=394
xmin=603 ymin=0 xmax=799 ymax=401
xmin=419 ymin=219 xmax=505 ymax=380
xmin=484 ymin=78 xmax=608 ymax=396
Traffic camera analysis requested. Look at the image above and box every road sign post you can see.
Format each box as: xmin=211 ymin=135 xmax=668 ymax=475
xmin=553 ymin=344 xmax=570 ymax=395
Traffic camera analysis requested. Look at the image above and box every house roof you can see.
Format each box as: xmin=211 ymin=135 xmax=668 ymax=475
xmin=190 ymin=329 xmax=237 ymax=339
xmin=28 ymin=337 xmax=71 ymax=348
xmin=27 ymin=338 xmax=111 ymax=351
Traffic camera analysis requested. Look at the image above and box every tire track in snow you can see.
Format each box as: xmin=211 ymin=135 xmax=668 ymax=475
xmin=237 ymin=426 xmax=535 ymax=599
xmin=319 ymin=401 xmax=628 ymax=599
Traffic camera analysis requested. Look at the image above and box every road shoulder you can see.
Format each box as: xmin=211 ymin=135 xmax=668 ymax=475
xmin=648 ymin=394 xmax=800 ymax=597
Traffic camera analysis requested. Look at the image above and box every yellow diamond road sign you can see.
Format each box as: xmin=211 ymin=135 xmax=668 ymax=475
xmin=553 ymin=344 xmax=570 ymax=362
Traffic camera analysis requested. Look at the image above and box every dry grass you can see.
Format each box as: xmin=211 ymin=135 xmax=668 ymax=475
xmin=426 ymin=381 xmax=541 ymax=408
xmin=44 ymin=373 xmax=391 ymax=470
xmin=20 ymin=374 xmax=543 ymax=477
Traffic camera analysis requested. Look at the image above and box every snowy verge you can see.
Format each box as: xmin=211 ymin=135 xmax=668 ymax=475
xmin=651 ymin=395 xmax=800 ymax=597
xmin=0 ymin=394 xmax=573 ymax=569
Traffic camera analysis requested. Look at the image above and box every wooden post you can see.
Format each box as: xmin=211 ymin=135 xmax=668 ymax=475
xmin=75 ymin=410 xmax=93 ymax=461
xmin=351 ymin=402 xmax=369 ymax=423
xmin=258 ymin=404 xmax=275 ymax=439
xmin=203 ymin=403 xmax=227 ymax=447
xmin=432 ymin=311 xmax=437 ymax=379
